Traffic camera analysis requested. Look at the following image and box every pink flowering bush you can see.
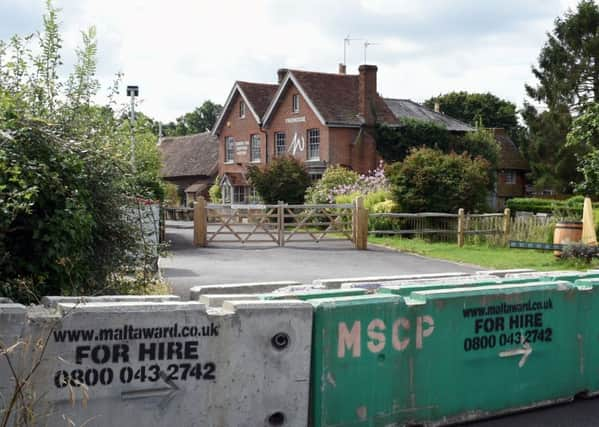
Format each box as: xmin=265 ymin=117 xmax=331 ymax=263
xmin=326 ymin=161 xmax=389 ymax=203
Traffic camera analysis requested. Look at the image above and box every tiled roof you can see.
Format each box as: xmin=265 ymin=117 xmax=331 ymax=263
xmin=265 ymin=69 xmax=399 ymax=127
xmin=237 ymin=81 xmax=278 ymax=118
xmin=383 ymin=98 xmax=473 ymax=132
xmin=492 ymin=129 xmax=530 ymax=171
xmin=223 ymin=172 xmax=248 ymax=186
xmin=159 ymin=132 xmax=218 ymax=178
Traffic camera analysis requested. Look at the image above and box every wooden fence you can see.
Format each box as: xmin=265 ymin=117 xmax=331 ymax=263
xmin=369 ymin=209 xmax=513 ymax=247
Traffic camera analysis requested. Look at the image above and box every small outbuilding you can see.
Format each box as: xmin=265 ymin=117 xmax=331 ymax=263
xmin=159 ymin=132 xmax=218 ymax=206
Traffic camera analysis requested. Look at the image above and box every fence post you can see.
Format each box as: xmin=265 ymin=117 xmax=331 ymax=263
xmin=503 ymin=207 xmax=511 ymax=246
xmin=278 ymin=201 xmax=285 ymax=247
xmin=354 ymin=196 xmax=368 ymax=250
xmin=193 ymin=196 xmax=207 ymax=247
xmin=457 ymin=208 xmax=465 ymax=247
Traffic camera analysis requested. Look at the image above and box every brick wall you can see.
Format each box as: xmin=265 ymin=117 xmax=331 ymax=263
xmin=265 ymin=81 xmax=329 ymax=164
xmin=217 ymin=92 xmax=263 ymax=177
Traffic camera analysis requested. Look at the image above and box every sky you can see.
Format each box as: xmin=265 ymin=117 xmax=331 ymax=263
xmin=0 ymin=0 xmax=582 ymax=122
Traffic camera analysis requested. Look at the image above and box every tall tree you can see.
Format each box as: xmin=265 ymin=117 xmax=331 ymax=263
xmin=523 ymin=0 xmax=599 ymax=193
xmin=163 ymin=100 xmax=222 ymax=136
xmin=424 ymin=91 xmax=519 ymax=132
xmin=525 ymin=0 xmax=599 ymax=111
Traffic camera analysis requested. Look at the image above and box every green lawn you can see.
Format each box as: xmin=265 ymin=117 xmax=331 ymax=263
xmin=369 ymin=236 xmax=599 ymax=271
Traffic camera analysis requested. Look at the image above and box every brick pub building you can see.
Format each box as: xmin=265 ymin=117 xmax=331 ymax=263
xmin=212 ymin=64 xmax=527 ymax=206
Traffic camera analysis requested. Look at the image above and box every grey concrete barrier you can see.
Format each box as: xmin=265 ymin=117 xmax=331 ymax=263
xmin=1 ymin=299 xmax=312 ymax=426
xmin=199 ymin=294 xmax=261 ymax=308
xmin=41 ymin=295 xmax=181 ymax=308
xmin=313 ymin=272 xmax=471 ymax=288
xmin=189 ymin=281 xmax=301 ymax=300
xmin=0 ymin=297 xmax=13 ymax=304
xmin=0 ymin=303 xmax=28 ymax=424
xmin=475 ymin=268 xmax=535 ymax=277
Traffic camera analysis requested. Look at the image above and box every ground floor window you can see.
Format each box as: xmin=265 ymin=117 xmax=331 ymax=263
xmin=233 ymin=186 xmax=248 ymax=204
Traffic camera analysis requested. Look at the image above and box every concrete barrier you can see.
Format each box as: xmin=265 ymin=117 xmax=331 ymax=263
xmin=0 ymin=297 xmax=13 ymax=304
xmin=309 ymin=281 xmax=579 ymax=426
xmin=340 ymin=274 xmax=500 ymax=291
xmin=199 ymin=294 xmax=261 ymax=308
xmin=313 ymin=272 xmax=470 ymax=289
xmin=189 ymin=281 xmax=301 ymax=299
xmin=475 ymin=269 xmax=535 ymax=277
xmin=0 ymin=303 xmax=28 ymax=425
xmin=41 ymin=295 xmax=181 ymax=307
xmin=1 ymin=299 xmax=312 ymax=426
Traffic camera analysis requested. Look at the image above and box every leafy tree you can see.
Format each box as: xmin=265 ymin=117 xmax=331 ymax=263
xmin=163 ymin=100 xmax=222 ymax=136
xmin=424 ymin=91 xmax=519 ymax=132
xmin=523 ymin=1 xmax=599 ymax=193
xmin=525 ymin=1 xmax=599 ymax=111
xmin=387 ymin=148 xmax=490 ymax=213
xmin=247 ymin=156 xmax=311 ymax=204
xmin=567 ymin=102 xmax=599 ymax=196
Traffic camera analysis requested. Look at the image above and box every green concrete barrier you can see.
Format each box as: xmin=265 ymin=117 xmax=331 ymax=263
xmin=503 ymin=271 xmax=599 ymax=283
xmin=378 ymin=276 xmax=501 ymax=297
xmin=574 ymin=278 xmax=599 ymax=395
xmin=309 ymin=281 xmax=579 ymax=426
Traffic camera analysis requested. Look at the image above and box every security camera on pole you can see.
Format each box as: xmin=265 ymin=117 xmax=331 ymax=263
xmin=126 ymin=85 xmax=139 ymax=170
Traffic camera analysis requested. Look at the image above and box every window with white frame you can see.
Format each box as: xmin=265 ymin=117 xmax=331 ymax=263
xmin=250 ymin=134 xmax=261 ymax=162
xmin=224 ymin=137 xmax=234 ymax=162
xmin=292 ymin=94 xmax=299 ymax=113
xmin=233 ymin=186 xmax=247 ymax=204
xmin=504 ymin=171 xmax=516 ymax=185
xmin=275 ymin=132 xmax=286 ymax=156
xmin=307 ymin=128 xmax=320 ymax=160
xmin=239 ymin=101 xmax=246 ymax=118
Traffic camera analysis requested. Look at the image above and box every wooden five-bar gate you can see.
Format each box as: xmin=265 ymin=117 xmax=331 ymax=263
xmin=192 ymin=197 xmax=368 ymax=249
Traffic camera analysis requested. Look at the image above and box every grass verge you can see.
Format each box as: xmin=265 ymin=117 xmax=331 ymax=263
xmin=368 ymin=236 xmax=599 ymax=271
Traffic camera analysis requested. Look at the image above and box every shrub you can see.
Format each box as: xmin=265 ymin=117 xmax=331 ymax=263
xmin=208 ymin=180 xmax=222 ymax=203
xmin=387 ymin=147 xmax=490 ymax=213
xmin=305 ymin=165 xmax=359 ymax=203
xmin=247 ymin=156 xmax=310 ymax=204
xmin=506 ymin=196 xmax=590 ymax=219
xmin=0 ymin=119 xmax=142 ymax=303
xmin=559 ymin=243 xmax=599 ymax=263
xmin=164 ymin=182 xmax=181 ymax=206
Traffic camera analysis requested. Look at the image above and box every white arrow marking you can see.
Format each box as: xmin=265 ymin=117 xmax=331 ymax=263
xmin=499 ymin=342 xmax=532 ymax=368
xmin=121 ymin=371 xmax=180 ymax=410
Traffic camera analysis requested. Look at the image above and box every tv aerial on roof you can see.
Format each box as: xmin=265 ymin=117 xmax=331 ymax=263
xmin=363 ymin=41 xmax=380 ymax=64
xmin=343 ymin=34 xmax=364 ymax=66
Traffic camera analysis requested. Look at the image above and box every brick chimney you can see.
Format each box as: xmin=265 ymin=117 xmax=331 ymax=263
xmin=358 ymin=64 xmax=378 ymax=126
xmin=277 ymin=68 xmax=288 ymax=84
xmin=338 ymin=63 xmax=347 ymax=74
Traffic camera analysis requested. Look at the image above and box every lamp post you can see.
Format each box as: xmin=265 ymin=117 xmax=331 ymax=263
xmin=126 ymin=85 xmax=139 ymax=169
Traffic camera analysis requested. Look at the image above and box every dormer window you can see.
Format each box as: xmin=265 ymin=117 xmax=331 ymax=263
xmin=292 ymin=94 xmax=299 ymax=113
xmin=239 ymin=101 xmax=246 ymax=118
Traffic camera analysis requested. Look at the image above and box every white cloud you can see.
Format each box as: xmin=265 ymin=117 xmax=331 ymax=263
xmin=0 ymin=0 xmax=590 ymax=121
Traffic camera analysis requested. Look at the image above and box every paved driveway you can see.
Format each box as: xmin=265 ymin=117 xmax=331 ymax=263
xmin=160 ymin=224 xmax=480 ymax=298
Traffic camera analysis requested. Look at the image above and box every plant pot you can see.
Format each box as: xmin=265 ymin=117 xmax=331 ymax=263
xmin=553 ymin=221 xmax=582 ymax=256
